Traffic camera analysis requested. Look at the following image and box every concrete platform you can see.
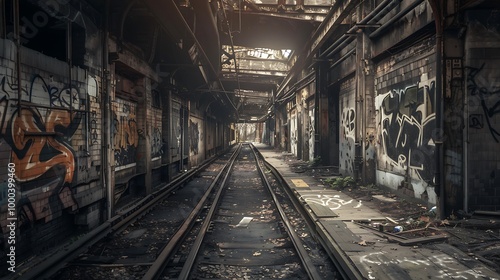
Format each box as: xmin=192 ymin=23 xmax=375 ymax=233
xmin=254 ymin=143 xmax=500 ymax=280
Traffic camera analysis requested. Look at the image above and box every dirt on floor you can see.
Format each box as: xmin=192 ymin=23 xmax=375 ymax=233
xmin=278 ymin=152 xmax=500 ymax=274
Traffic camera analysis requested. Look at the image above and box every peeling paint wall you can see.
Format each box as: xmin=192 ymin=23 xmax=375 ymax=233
xmin=151 ymin=107 xmax=163 ymax=161
xmin=188 ymin=115 xmax=204 ymax=167
xmin=307 ymin=104 xmax=315 ymax=162
xmin=290 ymin=109 xmax=298 ymax=155
xmin=113 ymin=97 xmax=139 ymax=170
xmin=171 ymin=98 xmax=183 ymax=162
xmin=465 ymin=11 xmax=500 ymax=211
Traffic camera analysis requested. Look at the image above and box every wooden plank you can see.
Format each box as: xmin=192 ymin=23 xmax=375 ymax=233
xmin=433 ymin=243 xmax=491 ymax=270
xmin=354 ymin=222 xmax=407 ymax=241
xmin=322 ymin=220 xmax=363 ymax=252
xmin=368 ymin=253 xmax=412 ymax=279
xmin=291 ymin=179 xmax=309 ymax=188
xmin=399 ymin=235 xmax=448 ymax=246
xmin=308 ymin=203 xmax=338 ymax=218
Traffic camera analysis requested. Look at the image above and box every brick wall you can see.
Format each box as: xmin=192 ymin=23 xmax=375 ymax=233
xmin=0 ymin=38 xmax=103 ymax=257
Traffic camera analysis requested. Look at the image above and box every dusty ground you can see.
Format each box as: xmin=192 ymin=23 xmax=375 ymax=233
xmin=279 ymin=153 xmax=500 ymax=274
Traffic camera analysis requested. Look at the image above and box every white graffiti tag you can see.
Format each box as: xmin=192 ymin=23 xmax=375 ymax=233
xmin=301 ymin=194 xmax=353 ymax=210
xmin=359 ymin=252 xmax=497 ymax=280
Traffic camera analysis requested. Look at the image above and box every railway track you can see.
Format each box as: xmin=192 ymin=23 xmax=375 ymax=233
xmin=16 ymin=143 xmax=339 ymax=280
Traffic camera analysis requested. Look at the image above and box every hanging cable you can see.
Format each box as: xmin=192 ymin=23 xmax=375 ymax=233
xmin=219 ymin=0 xmax=241 ymax=118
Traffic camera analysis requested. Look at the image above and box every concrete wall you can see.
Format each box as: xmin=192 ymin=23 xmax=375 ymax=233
xmin=465 ymin=11 xmax=500 ymax=211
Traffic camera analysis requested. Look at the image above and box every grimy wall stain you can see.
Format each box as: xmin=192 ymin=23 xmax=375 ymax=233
xmin=113 ymin=98 xmax=139 ymax=169
xmin=151 ymin=107 xmax=163 ymax=160
xmin=465 ymin=11 xmax=500 ymax=211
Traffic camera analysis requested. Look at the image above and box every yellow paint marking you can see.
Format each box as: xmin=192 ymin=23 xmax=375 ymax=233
xmin=291 ymin=179 xmax=309 ymax=188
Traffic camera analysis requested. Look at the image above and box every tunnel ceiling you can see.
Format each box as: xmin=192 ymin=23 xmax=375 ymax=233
xmin=87 ymin=0 xmax=500 ymax=122
xmin=218 ymin=0 xmax=323 ymax=122
xmin=86 ymin=0 xmax=328 ymax=122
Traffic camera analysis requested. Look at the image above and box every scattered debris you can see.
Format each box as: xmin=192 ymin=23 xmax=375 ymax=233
xmin=399 ymin=235 xmax=448 ymax=246
xmin=234 ymin=217 xmax=253 ymax=228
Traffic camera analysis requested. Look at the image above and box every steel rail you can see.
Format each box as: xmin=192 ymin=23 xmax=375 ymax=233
xmin=142 ymin=144 xmax=242 ymax=280
xmin=176 ymin=143 xmax=242 ymax=280
xmin=252 ymin=144 xmax=364 ymax=280
xmin=249 ymin=143 xmax=323 ymax=280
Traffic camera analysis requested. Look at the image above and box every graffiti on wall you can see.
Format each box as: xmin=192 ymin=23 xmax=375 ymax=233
xmin=359 ymin=251 xmax=495 ymax=279
xmin=0 ymin=74 xmax=82 ymax=224
xmin=290 ymin=111 xmax=297 ymax=155
xmin=341 ymin=108 xmax=356 ymax=140
xmin=338 ymin=77 xmax=357 ymax=175
xmin=90 ymin=110 xmax=98 ymax=145
xmin=340 ymin=106 xmax=355 ymax=175
xmin=189 ymin=119 xmax=200 ymax=155
xmin=375 ymin=74 xmax=436 ymax=183
xmin=307 ymin=108 xmax=315 ymax=162
xmin=466 ymin=63 xmax=500 ymax=142
xmin=151 ymin=108 xmax=163 ymax=160
xmin=113 ymin=99 xmax=139 ymax=167
xmin=151 ymin=127 xmax=162 ymax=159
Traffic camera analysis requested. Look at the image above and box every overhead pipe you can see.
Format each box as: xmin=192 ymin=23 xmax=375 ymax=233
xmin=102 ymin=0 xmax=113 ymax=219
xmin=243 ymin=0 xmax=260 ymax=12
xmin=272 ymin=0 xmax=355 ymax=101
xmin=219 ymin=0 xmax=242 ymax=115
xmin=428 ymin=0 xmax=445 ymax=219
xmin=143 ymin=0 xmax=237 ymax=113
xmin=328 ymin=48 xmax=356 ymax=70
xmin=271 ymin=0 xmax=400 ymax=106
xmin=272 ymin=0 xmax=402 ymax=116
xmin=370 ymin=0 xmax=425 ymax=38
xmin=191 ymin=0 xmax=221 ymax=79
xmin=275 ymin=70 xmax=315 ymax=104
xmin=142 ymin=0 xmax=219 ymax=82
xmin=320 ymin=0 xmax=402 ymax=58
